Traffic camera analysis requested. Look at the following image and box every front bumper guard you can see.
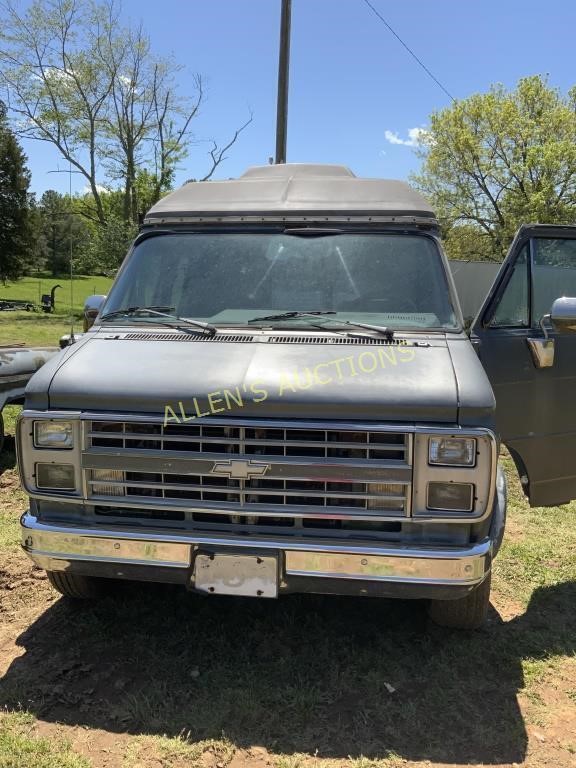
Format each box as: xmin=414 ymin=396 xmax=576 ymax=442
xmin=21 ymin=513 xmax=491 ymax=589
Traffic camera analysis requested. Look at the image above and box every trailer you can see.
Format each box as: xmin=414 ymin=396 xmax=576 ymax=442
xmin=0 ymin=299 xmax=37 ymax=312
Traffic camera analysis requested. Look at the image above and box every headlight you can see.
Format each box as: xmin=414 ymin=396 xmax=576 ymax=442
xmin=429 ymin=437 xmax=476 ymax=467
xmin=35 ymin=463 xmax=76 ymax=490
xmin=34 ymin=420 xmax=74 ymax=449
xmin=427 ymin=481 xmax=474 ymax=512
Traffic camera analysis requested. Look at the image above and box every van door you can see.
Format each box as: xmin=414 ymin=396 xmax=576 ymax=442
xmin=471 ymin=224 xmax=576 ymax=507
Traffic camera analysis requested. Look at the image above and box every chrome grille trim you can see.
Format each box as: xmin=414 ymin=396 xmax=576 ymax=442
xmin=87 ymin=424 xmax=409 ymax=460
xmin=83 ymin=450 xmax=412 ymax=481
xmin=86 ymin=432 xmax=408 ymax=452
xmin=87 ymin=476 xmax=408 ymax=507
xmin=82 ymin=419 xmax=413 ymax=521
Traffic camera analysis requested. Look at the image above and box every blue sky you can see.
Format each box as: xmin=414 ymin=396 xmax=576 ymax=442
xmin=23 ymin=0 xmax=576 ymax=196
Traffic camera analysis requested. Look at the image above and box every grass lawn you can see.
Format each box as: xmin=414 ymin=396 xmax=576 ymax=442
xmin=0 ymin=274 xmax=113 ymax=315
xmin=0 ymin=274 xmax=113 ymax=346
xmin=0 ymin=711 xmax=89 ymax=768
xmin=0 ymin=314 xmax=76 ymax=347
xmin=0 ymin=406 xmax=575 ymax=768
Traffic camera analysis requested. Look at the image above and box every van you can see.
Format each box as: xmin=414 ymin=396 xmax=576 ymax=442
xmin=17 ymin=164 xmax=576 ymax=628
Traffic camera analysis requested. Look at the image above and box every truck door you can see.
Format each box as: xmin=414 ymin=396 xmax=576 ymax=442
xmin=471 ymin=225 xmax=576 ymax=507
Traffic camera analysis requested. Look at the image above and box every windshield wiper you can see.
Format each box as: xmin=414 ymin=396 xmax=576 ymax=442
xmin=248 ymin=310 xmax=336 ymax=323
xmin=100 ymin=305 xmax=174 ymax=320
xmin=337 ymin=319 xmax=394 ymax=340
xmin=100 ymin=306 xmax=217 ymax=335
xmin=247 ymin=311 xmax=394 ymax=340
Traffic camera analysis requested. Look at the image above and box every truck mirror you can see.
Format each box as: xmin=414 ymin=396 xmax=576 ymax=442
xmin=550 ymin=297 xmax=576 ymax=333
xmin=83 ymin=295 xmax=107 ymax=332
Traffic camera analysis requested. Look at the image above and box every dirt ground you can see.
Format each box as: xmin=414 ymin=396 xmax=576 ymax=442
xmin=1 ymin=429 xmax=575 ymax=768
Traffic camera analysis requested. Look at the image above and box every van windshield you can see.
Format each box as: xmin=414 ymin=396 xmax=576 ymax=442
xmin=101 ymin=232 xmax=459 ymax=330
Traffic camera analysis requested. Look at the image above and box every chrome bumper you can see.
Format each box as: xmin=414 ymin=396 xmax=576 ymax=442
xmin=21 ymin=513 xmax=492 ymax=591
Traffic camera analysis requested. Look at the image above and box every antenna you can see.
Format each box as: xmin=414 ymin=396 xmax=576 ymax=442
xmin=66 ymin=161 xmax=74 ymax=342
xmin=47 ymin=163 xmax=83 ymax=341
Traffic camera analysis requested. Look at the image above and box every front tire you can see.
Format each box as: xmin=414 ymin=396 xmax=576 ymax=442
xmin=428 ymin=573 xmax=491 ymax=629
xmin=47 ymin=571 xmax=106 ymax=599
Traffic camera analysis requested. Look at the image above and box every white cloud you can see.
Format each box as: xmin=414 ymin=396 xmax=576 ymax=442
xmin=118 ymin=74 xmax=139 ymax=93
xmin=81 ymin=184 xmax=108 ymax=195
xmin=384 ymin=127 xmax=427 ymax=147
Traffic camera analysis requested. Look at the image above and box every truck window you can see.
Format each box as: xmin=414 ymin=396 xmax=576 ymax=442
xmin=532 ymin=238 xmax=576 ymax=323
xmin=489 ymin=245 xmax=529 ymax=328
xmin=102 ymin=232 xmax=459 ymax=330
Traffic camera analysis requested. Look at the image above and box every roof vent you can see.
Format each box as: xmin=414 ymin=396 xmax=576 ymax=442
xmin=240 ymin=163 xmax=356 ymax=180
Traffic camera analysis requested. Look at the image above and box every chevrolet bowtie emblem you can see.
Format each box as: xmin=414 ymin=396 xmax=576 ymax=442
xmin=211 ymin=459 xmax=271 ymax=480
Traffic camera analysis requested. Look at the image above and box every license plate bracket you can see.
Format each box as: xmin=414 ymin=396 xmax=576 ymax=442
xmin=192 ymin=550 xmax=279 ymax=598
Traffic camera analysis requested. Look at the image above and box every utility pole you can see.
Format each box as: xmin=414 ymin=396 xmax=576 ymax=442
xmin=275 ymin=0 xmax=291 ymax=164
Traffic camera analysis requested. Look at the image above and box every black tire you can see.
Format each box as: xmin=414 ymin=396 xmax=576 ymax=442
xmin=0 ymin=412 xmax=4 ymax=454
xmin=428 ymin=572 xmax=491 ymax=630
xmin=46 ymin=571 xmax=106 ymax=599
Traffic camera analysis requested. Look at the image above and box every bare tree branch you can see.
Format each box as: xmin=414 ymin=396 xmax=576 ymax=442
xmin=200 ymin=113 xmax=253 ymax=182
xmin=0 ymin=0 xmax=253 ymax=226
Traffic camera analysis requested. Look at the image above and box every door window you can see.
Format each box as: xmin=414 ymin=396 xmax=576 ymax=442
xmin=489 ymin=245 xmax=529 ymax=327
xmin=532 ymin=238 xmax=576 ymax=324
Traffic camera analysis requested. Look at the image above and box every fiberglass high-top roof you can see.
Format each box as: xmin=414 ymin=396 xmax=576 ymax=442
xmin=144 ymin=163 xmax=437 ymax=224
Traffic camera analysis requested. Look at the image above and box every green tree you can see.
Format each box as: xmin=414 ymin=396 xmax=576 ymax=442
xmin=414 ymin=76 xmax=576 ymax=261
xmin=441 ymin=224 xmax=498 ymax=263
xmin=0 ymin=101 xmax=35 ymax=282
xmin=0 ymin=0 xmax=251 ymax=227
xmin=39 ymin=190 xmax=92 ymax=276
xmin=26 ymin=195 xmax=51 ymax=273
xmin=77 ymin=215 xmax=136 ymax=274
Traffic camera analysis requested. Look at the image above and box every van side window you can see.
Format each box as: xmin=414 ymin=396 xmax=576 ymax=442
xmin=532 ymin=238 xmax=576 ymax=324
xmin=489 ymin=245 xmax=529 ymax=327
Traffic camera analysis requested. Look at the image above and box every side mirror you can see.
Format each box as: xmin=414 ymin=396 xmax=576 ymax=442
xmin=83 ymin=295 xmax=107 ymax=332
xmin=550 ymin=297 xmax=576 ymax=333
xmin=530 ymin=296 xmax=576 ymax=368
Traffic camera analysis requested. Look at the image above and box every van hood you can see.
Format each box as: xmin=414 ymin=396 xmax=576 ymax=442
xmin=26 ymin=331 xmax=495 ymax=425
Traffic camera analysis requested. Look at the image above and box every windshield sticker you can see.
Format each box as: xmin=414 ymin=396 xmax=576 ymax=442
xmin=163 ymin=347 xmax=416 ymax=426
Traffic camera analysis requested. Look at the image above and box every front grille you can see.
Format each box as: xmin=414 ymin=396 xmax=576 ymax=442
xmin=83 ymin=419 xmax=412 ymax=530
xmin=89 ymin=422 xmax=407 ymax=460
